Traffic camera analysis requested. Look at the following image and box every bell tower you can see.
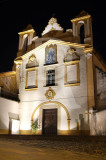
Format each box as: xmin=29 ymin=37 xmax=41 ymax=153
xmin=71 ymin=11 xmax=93 ymax=45
xmin=17 ymin=24 xmax=35 ymax=57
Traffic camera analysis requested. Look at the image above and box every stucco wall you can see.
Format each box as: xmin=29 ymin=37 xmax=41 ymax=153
xmin=0 ymin=97 xmax=19 ymax=133
xmin=17 ymin=42 xmax=89 ymax=134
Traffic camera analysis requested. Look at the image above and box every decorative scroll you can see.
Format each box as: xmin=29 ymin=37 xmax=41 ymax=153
xmin=42 ymin=17 xmax=63 ymax=35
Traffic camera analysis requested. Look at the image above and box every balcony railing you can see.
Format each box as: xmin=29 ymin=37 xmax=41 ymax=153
xmin=0 ymin=87 xmax=19 ymax=101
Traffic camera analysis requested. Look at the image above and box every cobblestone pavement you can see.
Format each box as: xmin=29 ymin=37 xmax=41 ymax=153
xmin=0 ymin=135 xmax=106 ymax=160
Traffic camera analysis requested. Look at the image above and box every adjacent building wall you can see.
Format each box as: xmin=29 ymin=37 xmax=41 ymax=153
xmin=90 ymin=110 xmax=106 ymax=135
xmin=0 ymin=97 xmax=19 ymax=134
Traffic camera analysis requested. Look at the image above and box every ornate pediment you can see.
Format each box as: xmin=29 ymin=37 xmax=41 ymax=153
xmin=26 ymin=54 xmax=39 ymax=68
xmin=48 ymin=17 xmax=57 ymax=25
xmin=64 ymin=48 xmax=80 ymax=62
xmin=42 ymin=17 xmax=63 ymax=36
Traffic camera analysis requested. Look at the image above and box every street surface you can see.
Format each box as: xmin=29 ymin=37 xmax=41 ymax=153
xmin=0 ymin=135 xmax=106 ymax=160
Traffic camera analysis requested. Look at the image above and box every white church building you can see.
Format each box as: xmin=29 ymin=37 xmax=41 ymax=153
xmin=0 ymin=11 xmax=106 ymax=135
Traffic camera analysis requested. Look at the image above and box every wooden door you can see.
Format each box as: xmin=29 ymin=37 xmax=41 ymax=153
xmin=43 ymin=109 xmax=57 ymax=135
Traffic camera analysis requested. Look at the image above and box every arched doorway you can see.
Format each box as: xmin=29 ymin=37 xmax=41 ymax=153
xmin=31 ymin=101 xmax=70 ymax=135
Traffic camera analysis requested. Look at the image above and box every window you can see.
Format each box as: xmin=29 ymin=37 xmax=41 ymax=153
xmin=46 ymin=70 xmax=55 ymax=86
xmin=64 ymin=61 xmax=80 ymax=86
xmin=23 ymin=34 xmax=28 ymax=53
xmin=64 ymin=48 xmax=80 ymax=87
xmin=25 ymin=55 xmax=39 ymax=91
xmin=80 ymin=24 xmax=85 ymax=44
xmin=25 ymin=67 xmax=38 ymax=90
xmin=67 ymin=64 xmax=77 ymax=83
xmin=45 ymin=44 xmax=57 ymax=65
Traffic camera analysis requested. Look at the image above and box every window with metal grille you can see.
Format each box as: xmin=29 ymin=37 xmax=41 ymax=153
xmin=46 ymin=70 xmax=55 ymax=86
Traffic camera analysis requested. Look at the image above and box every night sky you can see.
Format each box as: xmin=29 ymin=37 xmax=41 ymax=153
xmin=0 ymin=0 xmax=106 ymax=73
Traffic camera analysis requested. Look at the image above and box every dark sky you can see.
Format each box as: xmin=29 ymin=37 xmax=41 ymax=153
xmin=0 ymin=0 xmax=106 ymax=73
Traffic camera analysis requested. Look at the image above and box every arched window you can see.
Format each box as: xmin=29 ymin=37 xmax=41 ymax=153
xmin=80 ymin=24 xmax=85 ymax=44
xmin=23 ymin=34 xmax=28 ymax=53
xmin=78 ymin=21 xmax=85 ymax=44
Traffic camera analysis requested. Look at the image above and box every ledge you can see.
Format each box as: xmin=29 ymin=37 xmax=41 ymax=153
xmin=44 ymin=62 xmax=58 ymax=66
xmin=64 ymin=83 xmax=80 ymax=87
xmin=26 ymin=66 xmax=39 ymax=70
xmin=43 ymin=84 xmax=57 ymax=87
xmin=64 ymin=60 xmax=80 ymax=65
xmin=25 ymin=87 xmax=38 ymax=91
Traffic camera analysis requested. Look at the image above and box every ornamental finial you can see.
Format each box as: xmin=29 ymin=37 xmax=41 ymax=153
xmin=48 ymin=17 xmax=57 ymax=25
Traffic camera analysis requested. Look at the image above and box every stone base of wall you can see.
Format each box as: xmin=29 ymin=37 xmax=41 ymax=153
xmin=19 ymin=129 xmax=90 ymax=135
xmin=58 ymin=130 xmax=90 ymax=135
xmin=0 ymin=129 xmax=9 ymax=134
xmin=0 ymin=129 xmax=90 ymax=135
xmin=19 ymin=130 xmax=32 ymax=135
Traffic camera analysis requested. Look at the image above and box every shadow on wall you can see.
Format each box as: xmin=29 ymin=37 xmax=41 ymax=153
xmin=0 ymin=120 xmax=9 ymax=134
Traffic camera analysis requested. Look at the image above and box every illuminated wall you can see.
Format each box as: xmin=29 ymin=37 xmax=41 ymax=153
xmin=0 ymin=12 xmax=105 ymax=135
xmin=16 ymin=41 xmax=90 ymax=135
xmin=0 ymin=97 xmax=19 ymax=134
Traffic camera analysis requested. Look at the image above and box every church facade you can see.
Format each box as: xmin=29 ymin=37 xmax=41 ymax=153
xmin=0 ymin=11 xmax=106 ymax=135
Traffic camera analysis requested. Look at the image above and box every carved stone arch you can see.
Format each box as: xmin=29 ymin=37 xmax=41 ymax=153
xmin=31 ymin=101 xmax=70 ymax=130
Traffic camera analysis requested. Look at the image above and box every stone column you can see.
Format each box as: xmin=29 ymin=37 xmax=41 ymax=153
xmin=89 ymin=109 xmax=97 ymax=135
xmin=72 ymin=22 xmax=76 ymax=36
xmin=16 ymin=64 xmax=21 ymax=92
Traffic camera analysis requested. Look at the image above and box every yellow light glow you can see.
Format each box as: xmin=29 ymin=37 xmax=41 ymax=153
xmin=0 ymin=71 xmax=16 ymax=77
xmin=11 ymin=119 xmax=20 ymax=134
xmin=71 ymin=15 xmax=91 ymax=22
xmin=17 ymin=40 xmax=86 ymax=60
xmin=18 ymin=29 xmax=35 ymax=35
